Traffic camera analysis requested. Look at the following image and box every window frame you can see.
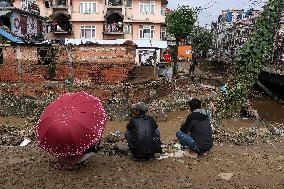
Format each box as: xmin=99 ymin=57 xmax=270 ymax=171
xmin=37 ymin=47 xmax=52 ymax=66
xmin=139 ymin=0 xmax=155 ymax=15
xmin=79 ymin=2 xmax=97 ymax=14
xmin=126 ymin=0 xmax=132 ymax=7
xmin=139 ymin=25 xmax=155 ymax=39
xmin=160 ymin=26 xmax=166 ymax=40
xmin=80 ymin=25 xmax=96 ymax=38
xmin=124 ymin=24 xmax=132 ymax=34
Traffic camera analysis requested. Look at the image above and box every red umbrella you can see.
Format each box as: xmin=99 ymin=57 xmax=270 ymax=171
xmin=36 ymin=92 xmax=107 ymax=157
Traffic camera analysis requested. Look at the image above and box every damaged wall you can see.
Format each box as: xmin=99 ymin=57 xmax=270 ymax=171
xmin=0 ymin=43 xmax=136 ymax=85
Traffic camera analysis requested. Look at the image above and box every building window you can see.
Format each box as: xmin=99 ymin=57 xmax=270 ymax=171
xmin=126 ymin=0 xmax=132 ymax=7
xmin=37 ymin=47 xmax=52 ymax=65
xmin=139 ymin=25 xmax=154 ymax=39
xmin=80 ymin=26 xmax=96 ymax=38
xmin=124 ymin=24 xmax=132 ymax=34
xmin=80 ymin=2 xmax=97 ymax=14
xmin=161 ymin=7 xmax=166 ymax=16
xmin=21 ymin=0 xmax=36 ymax=9
xmin=160 ymin=26 xmax=166 ymax=40
xmin=139 ymin=1 xmax=155 ymax=14
xmin=44 ymin=0 xmax=50 ymax=8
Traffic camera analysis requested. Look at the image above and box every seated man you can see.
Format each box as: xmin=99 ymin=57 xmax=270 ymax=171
xmin=125 ymin=102 xmax=161 ymax=160
xmin=176 ymin=98 xmax=213 ymax=156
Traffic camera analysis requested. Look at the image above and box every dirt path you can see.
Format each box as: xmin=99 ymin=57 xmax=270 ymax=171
xmin=0 ymin=114 xmax=284 ymax=189
xmin=0 ymin=142 xmax=283 ymax=189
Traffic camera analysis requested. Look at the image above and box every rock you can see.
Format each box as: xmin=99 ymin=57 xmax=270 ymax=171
xmin=176 ymin=159 xmax=184 ymax=163
xmin=218 ymin=173 xmax=234 ymax=181
xmin=258 ymin=128 xmax=270 ymax=136
xmin=173 ymin=143 xmax=182 ymax=150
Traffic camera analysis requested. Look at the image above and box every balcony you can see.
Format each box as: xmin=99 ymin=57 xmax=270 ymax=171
xmin=104 ymin=24 xmax=124 ymax=35
xmin=51 ymin=12 xmax=71 ymax=34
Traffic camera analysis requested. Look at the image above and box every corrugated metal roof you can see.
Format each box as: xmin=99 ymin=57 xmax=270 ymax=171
xmin=0 ymin=10 xmax=11 ymax=16
xmin=0 ymin=29 xmax=23 ymax=43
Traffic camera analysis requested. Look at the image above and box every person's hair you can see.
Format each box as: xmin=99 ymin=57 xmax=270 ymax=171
xmin=189 ymin=98 xmax=201 ymax=111
xmin=131 ymin=102 xmax=148 ymax=116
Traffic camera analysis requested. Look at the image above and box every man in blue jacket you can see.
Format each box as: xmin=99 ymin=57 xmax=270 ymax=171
xmin=125 ymin=102 xmax=161 ymax=160
xmin=176 ymin=98 xmax=213 ymax=156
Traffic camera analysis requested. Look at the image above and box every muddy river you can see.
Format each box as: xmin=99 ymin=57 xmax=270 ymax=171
xmin=253 ymin=96 xmax=284 ymax=123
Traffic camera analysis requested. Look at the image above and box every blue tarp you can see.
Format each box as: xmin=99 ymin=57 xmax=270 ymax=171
xmin=0 ymin=29 xmax=23 ymax=43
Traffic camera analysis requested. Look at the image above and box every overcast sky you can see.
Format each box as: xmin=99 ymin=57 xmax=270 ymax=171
xmin=167 ymin=0 xmax=266 ymax=26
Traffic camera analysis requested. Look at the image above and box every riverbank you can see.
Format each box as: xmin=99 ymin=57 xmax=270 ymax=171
xmin=0 ymin=115 xmax=283 ymax=189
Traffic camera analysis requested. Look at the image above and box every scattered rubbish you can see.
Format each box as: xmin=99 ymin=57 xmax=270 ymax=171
xmin=157 ymin=150 xmax=188 ymax=160
xmin=218 ymin=173 xmax=234 ymax=181
xmin=105 ymin=131 xmax=123 ymax=143
xmin=19 ymin=138 xmax=31 ymax=147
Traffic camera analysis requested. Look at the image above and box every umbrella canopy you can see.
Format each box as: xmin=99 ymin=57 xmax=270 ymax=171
xmin=36 ymin=92 xmax=107 ymax=157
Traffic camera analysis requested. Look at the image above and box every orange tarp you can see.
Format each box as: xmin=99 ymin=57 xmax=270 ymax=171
xmin=178 ymin=45 xmax=192 ymax=60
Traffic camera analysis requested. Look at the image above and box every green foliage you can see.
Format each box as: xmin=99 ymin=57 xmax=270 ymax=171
xmin=191 ymin=27 xmax=214 ymax=57
xmin=166 ymin=5 xmax=197 ymax=39
xmin=218 ymin=0 xmax=284 ymax=118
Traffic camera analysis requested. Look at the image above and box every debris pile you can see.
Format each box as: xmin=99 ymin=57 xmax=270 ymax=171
xmin=0 ymin=93 xmax=55 ymax=122
xmin=0 ymin=123 xmax=33 ymax=146
xmin=213 ymin=122 xmax=284 ymax=145
xmin=105 ymin=98 xmax=130 ymax=121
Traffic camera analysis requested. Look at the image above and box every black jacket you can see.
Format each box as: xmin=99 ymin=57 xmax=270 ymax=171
xmin=126 ymin=115 xmax=158 ymax=155
xmin=180 ymin=110 xmax=213 ymax=152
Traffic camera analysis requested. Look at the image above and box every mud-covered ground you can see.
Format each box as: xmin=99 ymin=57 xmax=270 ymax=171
xmin=0 ymin=109 xmax=284 ymax=189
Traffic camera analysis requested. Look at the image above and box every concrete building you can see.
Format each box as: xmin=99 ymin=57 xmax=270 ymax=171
xmin=210 ymin=9 xmax=261 ymax=63
xmin=12 ymin=0 xmax=167 ymax=41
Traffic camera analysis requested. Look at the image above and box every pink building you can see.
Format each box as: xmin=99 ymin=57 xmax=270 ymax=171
xmin=13 ymin=0 xmax=168 ymax=41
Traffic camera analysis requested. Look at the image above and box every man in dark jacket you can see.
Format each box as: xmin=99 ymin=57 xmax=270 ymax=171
xmin=176 ymin=98 xmax=213 ymax=156
xmin=125 ymin=102 xmax=161 ymax=160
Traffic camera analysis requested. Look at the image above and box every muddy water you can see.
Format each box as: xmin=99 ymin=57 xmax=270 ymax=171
xmin=253 ymin=96 xmax=284 ymax=123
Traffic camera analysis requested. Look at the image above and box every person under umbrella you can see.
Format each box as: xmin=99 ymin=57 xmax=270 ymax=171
xmin=36 ymin=92 xmax=107 ymax=169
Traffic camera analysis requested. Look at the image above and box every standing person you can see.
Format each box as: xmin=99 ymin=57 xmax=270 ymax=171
xmin=176 ymin=98 xmax=213 ymax=156
xmin=163 ymin=50 xmax=171 ymax=63
xmin=125 ymin=102 xmax=162 ymax=160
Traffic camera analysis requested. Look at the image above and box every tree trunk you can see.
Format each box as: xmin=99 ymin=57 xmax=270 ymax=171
xmin=173 ymin=38 xmax=179 ymax=76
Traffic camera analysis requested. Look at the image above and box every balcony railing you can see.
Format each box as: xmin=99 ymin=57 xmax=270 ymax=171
xmin=51 ymin=25 xmax=71 ymax=34
xmin=52 ymin=1 xmax=68 ymax=9
xmin=104 ymin=23 xmax=124 ymax=35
